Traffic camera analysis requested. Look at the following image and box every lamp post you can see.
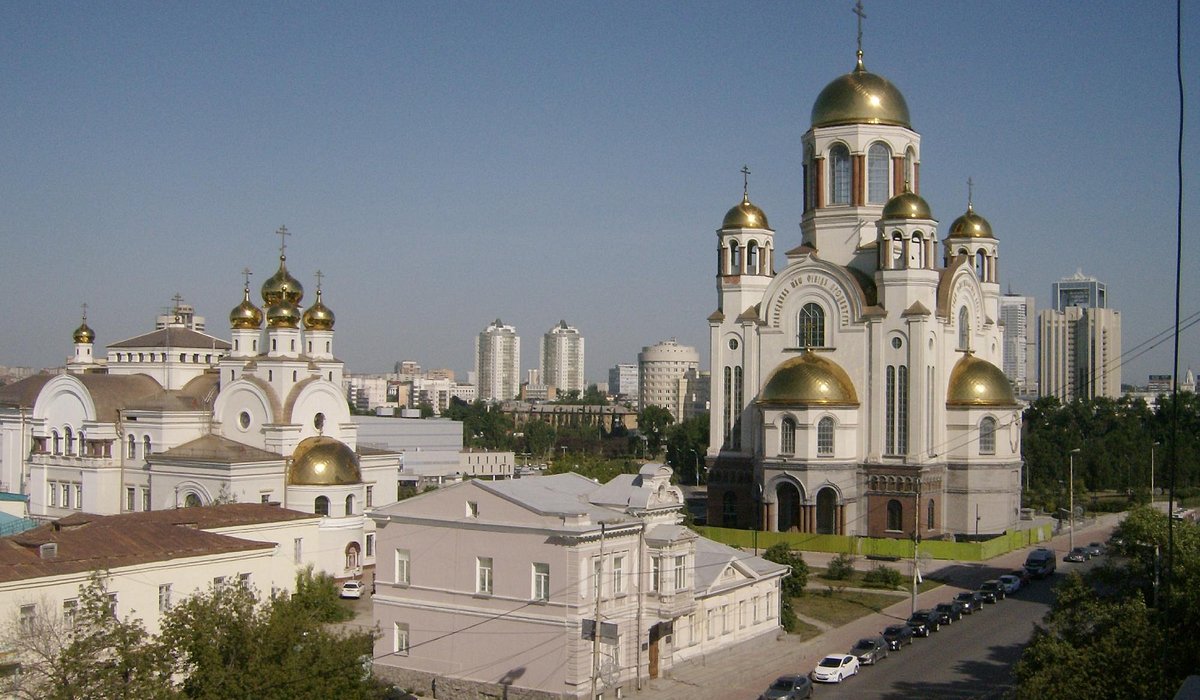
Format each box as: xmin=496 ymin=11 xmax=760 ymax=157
xmin=1150 ymin=441 xmax=1160 ymax=504
xmin=1068 ymin=448 xmax=1081 ymax=553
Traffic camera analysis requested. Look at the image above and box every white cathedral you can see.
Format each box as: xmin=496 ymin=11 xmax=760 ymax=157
xmin=705 ymin=48 xmax=1022 ymax=539
xmin=0 ymin=236 xmax=401 ymax=576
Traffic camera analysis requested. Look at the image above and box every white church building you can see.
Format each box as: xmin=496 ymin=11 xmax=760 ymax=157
xmin=706 ymin=46 xmax=1023 ymax=540
xmin=0 ymin=234 xmax=401 ymax=578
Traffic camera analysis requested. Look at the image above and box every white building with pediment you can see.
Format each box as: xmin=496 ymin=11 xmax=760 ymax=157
xmin=706 ymin=47 xmax=1023 ymax=540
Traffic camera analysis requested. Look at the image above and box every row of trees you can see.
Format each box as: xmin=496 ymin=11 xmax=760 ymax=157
xmin=5 ymin=569 xmax=388 ymax=700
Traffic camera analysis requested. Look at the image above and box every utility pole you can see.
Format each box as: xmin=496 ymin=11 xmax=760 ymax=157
xmin=590 ymin=522 xmax=606 ymax=700
xmin=1068 ymin=448 xmax=1080 ymax=553
xmin=1151 ymin=441 xmax=1159 ymax=503
xmin=911 ymin=476 xmax=921 ymax=616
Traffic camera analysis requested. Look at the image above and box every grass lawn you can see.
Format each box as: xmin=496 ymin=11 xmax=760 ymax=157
xmin=792 ymin=590 xmax=907 ymax=627
xmin=789 ymin=618 xmax=823 ymax=642
xmin=809 ymin=567 xmax=943 ymax=594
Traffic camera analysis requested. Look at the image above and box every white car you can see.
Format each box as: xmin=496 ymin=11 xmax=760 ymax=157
xmin=998 ymin=574 xmax=1022 ymax=594
xmin=340 ymin=580 xmax=365 ymax=599
xmin=811 ymin=654 xmax=860 ymax=683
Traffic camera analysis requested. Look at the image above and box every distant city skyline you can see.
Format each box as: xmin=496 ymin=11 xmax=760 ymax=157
xmin=1 ymin=2 xmax=1196 ymax=385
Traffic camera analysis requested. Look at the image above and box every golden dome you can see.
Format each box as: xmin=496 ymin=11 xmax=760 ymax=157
xmin=946 ymin=353 xmax=1017 ymax=406
xmin=230 ymin=285 xmax=264 ymax=329
xmin=265 ymin=301 xmax=301 ymax=329
xmin=947 ymin=205 xmax=995 ymax=239
xmin=302 ymin=287 xmax=335 ymax=331
xmin=261 ymin=255 xmax=304 ymax=307
xmin=759 ymin=352 xmax=859 ymax=406
xmin=811 ymin=55 xmax=911 ymax=129
xmin=73 ymin=321 xmax=95 ymax=344
xmin=722 ymin=193 xmax=771 ymax=230
xmin=289 ymin=436 xmax=361 ymax=486
xmin=882 ymin=190 xmax=933 ymax=220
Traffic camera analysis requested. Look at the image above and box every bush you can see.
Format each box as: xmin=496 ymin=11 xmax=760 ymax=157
xmin=826 ymin=553 xmax=856 ymax=580
xmin=863 ymin=564 xmax=903 ymax=589
xmin=762 ymin=543 xmax=809 ymax=597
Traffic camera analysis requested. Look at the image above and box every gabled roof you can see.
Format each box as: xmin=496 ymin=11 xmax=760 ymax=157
xmin=108 ymin=327 xmax=232 ymax=351
xmin=693 ymin=537 xmax=788 ymax=595
xmin=154 ymin=434 xmax=283 ymax=463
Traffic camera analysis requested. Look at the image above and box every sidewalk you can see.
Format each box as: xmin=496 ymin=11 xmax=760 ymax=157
xmin=640 ymin=513 xmax=1122 ymax=699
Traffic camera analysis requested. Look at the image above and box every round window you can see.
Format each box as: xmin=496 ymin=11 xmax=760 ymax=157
xmin=891 ymin=337 xmax=903 ymax=350
xmin=238 ymin=411 xmax=251 ymax=430
xmin=728 ymin=338 xmax=739 ymax=350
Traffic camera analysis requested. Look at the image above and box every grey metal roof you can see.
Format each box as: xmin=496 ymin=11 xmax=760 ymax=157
xmin=108 ymin=327 xmax=232 ymax=350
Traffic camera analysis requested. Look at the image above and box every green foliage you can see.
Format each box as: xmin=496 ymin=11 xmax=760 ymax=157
xmin=290 ymin=566 xmax=353 ymax=623
xmin=862 ymin=564 xmax=903 ymax=589
xmin=417 ymin=402 xmax=434 ymax=418
xmin=522 ymin=419 xmax=556 ymax=458
xmin=545 ymin=455 xmax=641 ymax=484
xmin=637 ymin=405 xmax=674 ymax=456
xmin=762 ymin=543 xmax=809 ymax=597
xmin=664 ymin=414 xmax=709 ymax=485
xmin=444 ymin=398 xmax=515 ymax=450
xmin=778 ymin=597 xmax=799 ymax=633
xmin=826 ymin=553 xmax=856 ymax=580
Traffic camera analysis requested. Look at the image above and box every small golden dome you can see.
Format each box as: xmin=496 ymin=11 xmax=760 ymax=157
xmin=759 ymin=352 xmax=859 ymax=406
xmin=230 ymin=285 xmax=264 ymax=329
xmin=289 ymin=436 xmax=361 ymax=486
xmin=722 ymin=193 xmax=771 ymax=230
xmin=947 ymin=205 xmax=995 ymax=239
xmin=811 ymin=55 xmax=911 ymax=129
xmin=73 ymin=321 xmax=95 ymax=344
xmin=302 ymin=287 xmax=335 ymax=331
xmin=261 ymin=255 xmax=304 ymax=307
xmin=882 ymin=190 xmax=933 ymax=220
xmin=946 ymin=353 xmax=1017 ymax=406
xmin=265 ymin=301 xmax=301 ymax=329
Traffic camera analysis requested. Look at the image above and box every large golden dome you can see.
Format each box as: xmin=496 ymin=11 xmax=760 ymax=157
xmin=302 ymin=287 xmax=335 ymax=331
xmin=230 ymin=285 xmax=264 ymax=329
xmin=760 ymin=352 xmax=859 ymax=406
xmin=266 ymin=301 xmax=301 ymax=329
xmin=947 ymin=205 xmax=995 ymax=239
xmin=811 ymin=55 xmax=911 ymax=129
xmin=882 ymin=190 xmax=933 ymax=220
xmin=73 ymin=321 xmax=95 ymax=344
xmin=289 ymin=436 xmax=361 ymax=486
xmin=946 ymin=353 xmax=1017 ymax=406
xmin=722 ymin=193 xmax=771 ymax=230
xmin=261 ymin=255 xmax=304 ymax=307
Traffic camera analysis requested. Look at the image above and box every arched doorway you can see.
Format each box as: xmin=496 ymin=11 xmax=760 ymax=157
xmin=345 ymin=541 xmax=361 ymax=572
xmin=183 ymin=493 xmax=202 ymax=508
xmin=816 ymin=488 xmax=838 ymax=534
xmin=776 ymin=482 xmax=802 ymax=532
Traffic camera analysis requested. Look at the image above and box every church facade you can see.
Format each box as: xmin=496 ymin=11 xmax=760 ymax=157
xmin=705 ymin=49 xmax=1022 ymax=540
xmin=0 ymin=235 xmax=400 ymax=577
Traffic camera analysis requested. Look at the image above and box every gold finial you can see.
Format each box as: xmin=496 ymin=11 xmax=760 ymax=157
xmin=275 ymin=225 xmax=290 ymax=260
xmin=967 ymin=177 xmax=975 ymax=212
xmin=853 ymin=0 xmax=867 ymax=68
xmin=741 ymin=164 xmax=751 ymax=199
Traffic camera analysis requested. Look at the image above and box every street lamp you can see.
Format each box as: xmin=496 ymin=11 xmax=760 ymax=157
xmin=1150 ymin=441 xmax=1160 ymax=504
xmin=1068 ymin=448 xmax=1081 ymax=552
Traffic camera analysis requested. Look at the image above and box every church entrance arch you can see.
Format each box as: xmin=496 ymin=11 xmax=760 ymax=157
xmin=776 ymin=481 xmax=803 ymax=532
xmin=816 ymin=488 xmax=838 ymax=534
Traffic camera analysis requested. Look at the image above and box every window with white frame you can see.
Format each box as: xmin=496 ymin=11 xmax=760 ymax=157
xmin=158 ymin=584 xmax=172 ymax=612
xmin=49 ymin=482 xmax=58 ymax=508
xmin=829 ymin=144 xmax=851 ymax=204
xmin=686 ymin=613 xmax=697 ymax=646
xmin=126 ymin=487 xmax=136 ymax=512
xmin=395 ymin=549 xmax=410 ymax=585
xmin=63 ymin=599 xmax=77 ymax=627
xmin=142 ymin=488 xmax=151 ymax=512
xmin=19 ymin=604 xmax=35 ymax=635
xmin=798 ymin=303 xmax=825 ymax=348
xmin=393 ymin=622 xmax=409 ymax=655
xmin=74 ymin=483 xmax=82 ymax=509
xmin=867 ymin=142 xmax=891 ymax=204
xmin=365 ymin=533 xmax=375 ymax=557
xmin=780 ymin=417 xmax=796 ymax=455
xmin=365 ymin=485 xmax=373 ymax=508
xmin=817 ymin=416 xmax=835 ymax=456
xmin=612 ymin=555 xmax=625 ymax=595
xmin=706 ymin=610 xmax=716 ymax=640
xmin=650 ymin=557 xmax=660 ymax=593
xmin=476 ymin=556 xmax=493 ymax=594
xmin=592 ymin=557 xmax=602 ymax=598
xmin=979 ymin=416 xmax=997 ymax=455
xmin=293 ymin=538 xmax=303 ymax=563
xmin=674 ymin=555 xmax=687 ymax=591
xmin=532 ymin=562 xmax=550 ymax=601
xmin=739 ymin=600 xmax=747 ymax=628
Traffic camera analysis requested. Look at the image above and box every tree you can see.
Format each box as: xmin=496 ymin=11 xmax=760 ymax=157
xmin=522 ymin=419 xmax=556 ymax=459
xmin=762 ymin=543 xmax=808 ymax=633
xmin=417 ymin=402 xmax=435 ymax=418
xmin=638 ymin=405 xmax=674 ymax=456
xmin=664 ymin=414 xmax=709 ymax=485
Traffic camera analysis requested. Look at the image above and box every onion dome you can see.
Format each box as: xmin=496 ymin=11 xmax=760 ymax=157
xmin=882 ymin=189 xmax=933 ymax=220
xmin=73 ymin=320 xmax=95 ymax=344
xmin=230 ymin=284 xmax=264 ymax=329
xmin=266 ymin=301 xmax=301 ymax=329
xmin=261 ymin=255 xmax=304 ymax=307
xmin=812 ymin=53 xmax=911 ymax=129
xmin=288 ymin=436 xmax=361 ymax=485
xmin=947 ymin=204 xmax=995 ymax=239
xmin=946 ymin=353 xmax=1017 ymax=406
xmin=759 ymin=352 xmax=859 ymax=406
xmin=302 ymin=286 xmax=335 ymax=331
xmin=722 ymin=192 xmax=771 ymax=230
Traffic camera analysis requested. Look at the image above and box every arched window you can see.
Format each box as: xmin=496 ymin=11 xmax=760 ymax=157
xmin=958 ymin=307 xmax=971 ymax=350
xmin=817 ymin=417 xmax=835 ymax=456
xmin=345 ymin=494 xmax=355 ymax=516
xmin=52 ymin=430 xmax=61 ymax=455
xmin=729 ymin=241 xmax=741 ymax=273
xmin=128 ymin=435 xmax=136 ymax=459
xmin=976 ymin=251 xmax=987 ymax=279
xmin=345 ymin=542 xmax=361 ymax=571
xmin=979 ymin=417 xmax=997 ymax=454
xmin=904 ymin=147 xmax=916 ymax=187
xmin=891 ymin=232 xmax=905 ymax=269
xmin=887 ymin=499 xmax=903 ymax=531
xmin=830 ymin=144 xmax=851 ymax=204
xmin=867 ymin=142 xmax=891 ymax=204
xmin=746 ymin=241 xmax=759 ymax=273
xmin=314 ymin=496 xmax=330 ymax=516
xmin=184 ymin=493 xmax=202 ymax=508
xmin=799 ymin=303 xmax=825 ymax=348
xmin=910 ymin=233 xmax=925 ymax=269
xmin=927 ymin=498 xmax=936 ymax=529
xmin=64 ymin=427 xmax=74 ymax=455
xmin=143 ymin=435 xmax=152 ymax=457
xmin=780 ymin=417 xmax=796 ymax=455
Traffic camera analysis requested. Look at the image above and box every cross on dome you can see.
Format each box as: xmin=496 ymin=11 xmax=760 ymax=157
xmin=275 ymin=225 xmax=290 ymax=258
xmin=241 ymin=267 xmax=253 ymax=287
xmin=315 ymin=269 xmax=324 ymax=291
xmin=967 ymin=177 xmax=975 ymax=211
xmin=741 ymin=164 xmax=751 ymax=197
xmin=80 ymin=302 xmax=88 ymax=323
xmin=853 ymin=0 xmax=867 ymax=63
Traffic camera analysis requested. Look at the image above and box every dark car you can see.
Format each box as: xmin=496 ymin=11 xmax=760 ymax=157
xmin=976 ymin=586 xmax=999 ymax=604
xmin=954 ymin=591 xmax=983 ymax=613
xmin=882 ymin=624 xmax=914 ymax=649
xmin=1064 ymin=547 xmax=1088 ymax=563
xmin=935 ymin=601 xmax=964 ymax=622
xmin=849 ymin=636 xmax=889 ymax=666
xmin=979 ymin=579 xmax=1007 ymax=601
xmin=1085 ymin=542 xmax=1105 ymax=557
xmin=758 ymin=674 xmax=813 ymax=700
xmin=906 ymin=610 xmax=940 ymax=636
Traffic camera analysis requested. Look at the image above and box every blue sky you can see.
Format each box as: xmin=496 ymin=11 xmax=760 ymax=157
xmin=1 ymin=1 xmax=1196 ymax=387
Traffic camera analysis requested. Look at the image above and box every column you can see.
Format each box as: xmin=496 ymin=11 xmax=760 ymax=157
xmin=814 ymin=158 xmax=826 ymax=208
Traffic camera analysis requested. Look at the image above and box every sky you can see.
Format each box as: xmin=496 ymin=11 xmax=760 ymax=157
xmin=1 ymin=1 xmax=1197 ymax=387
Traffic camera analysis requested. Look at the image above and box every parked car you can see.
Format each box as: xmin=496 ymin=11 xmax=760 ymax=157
xmin=1024 ymin=547 xmax=1057 ymax=579
xmin=954 ymin=591 xmax=983 ymax=613
xmin=811 ymin=654 xmax=860 ymax=683
xmin=979 ymin=579 xmax=1007 ymax=600
xmin=759 ymin=674 xmax=813 ymax=700
xmin=1085 ymin=542 xmax=1106 ymax=557
xmin=849 ymin=637 xmax=889 ymax=666
xmin=1009 ymin=569 xmax=1032 ymax=587
xmin=882 ymin=624 xmax=914 ymax=649
xmin=1064 ymin=547 xmax=1089 ymax=563
xmin=928 ymin=605 xmax=954 ymax=626
xmin=998 ymin=574 xmax=1022 ymax=594
xmin=339 ymin=580 xmax=365 ymax=599
xmin=935 ymin=601 xmax=964 ymax=622
xmin=976 ymin=586 xmax=999 ymax=604
xmin=906 ymin=610 xmax=939 ymax=636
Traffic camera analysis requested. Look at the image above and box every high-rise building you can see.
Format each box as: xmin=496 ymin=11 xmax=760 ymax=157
xmin=638 ymin=339 xmax=699 ymax=422
xmin=1052 ymin=269 xmax=1107 ymax=311
xmin=608 ymin=363 xmax=639 ymax=404
xmin=539 ymin=321 xmax=585 ymax=395
xmin=154 ymin=296 xmax=206 ymax=331
xmin=1038 ymin=304 xmax=1122 ymax=401
xmin=999 ymin=293 xmax=1036 ymax=396
xmin=475 ymin=319 xmax=520 ymax=402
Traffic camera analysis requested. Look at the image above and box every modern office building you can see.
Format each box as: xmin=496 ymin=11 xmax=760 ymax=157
xmin=540 ymin=320 xmax=585 ymax=395
xmin=999 ymin=293 xmax=1036 ymax=396
xmin=1052 ymin=269 xmax=1107 ymax=310
xmin=474 ymin=319 xmax=520 ymax=402
xmin=638 ymin=339 xmax=700 ymax=422
xmin=1038 ymin=305 xmax=1122 ymax=401
xmin=608 ymin=363 xmax=639 ymax=406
